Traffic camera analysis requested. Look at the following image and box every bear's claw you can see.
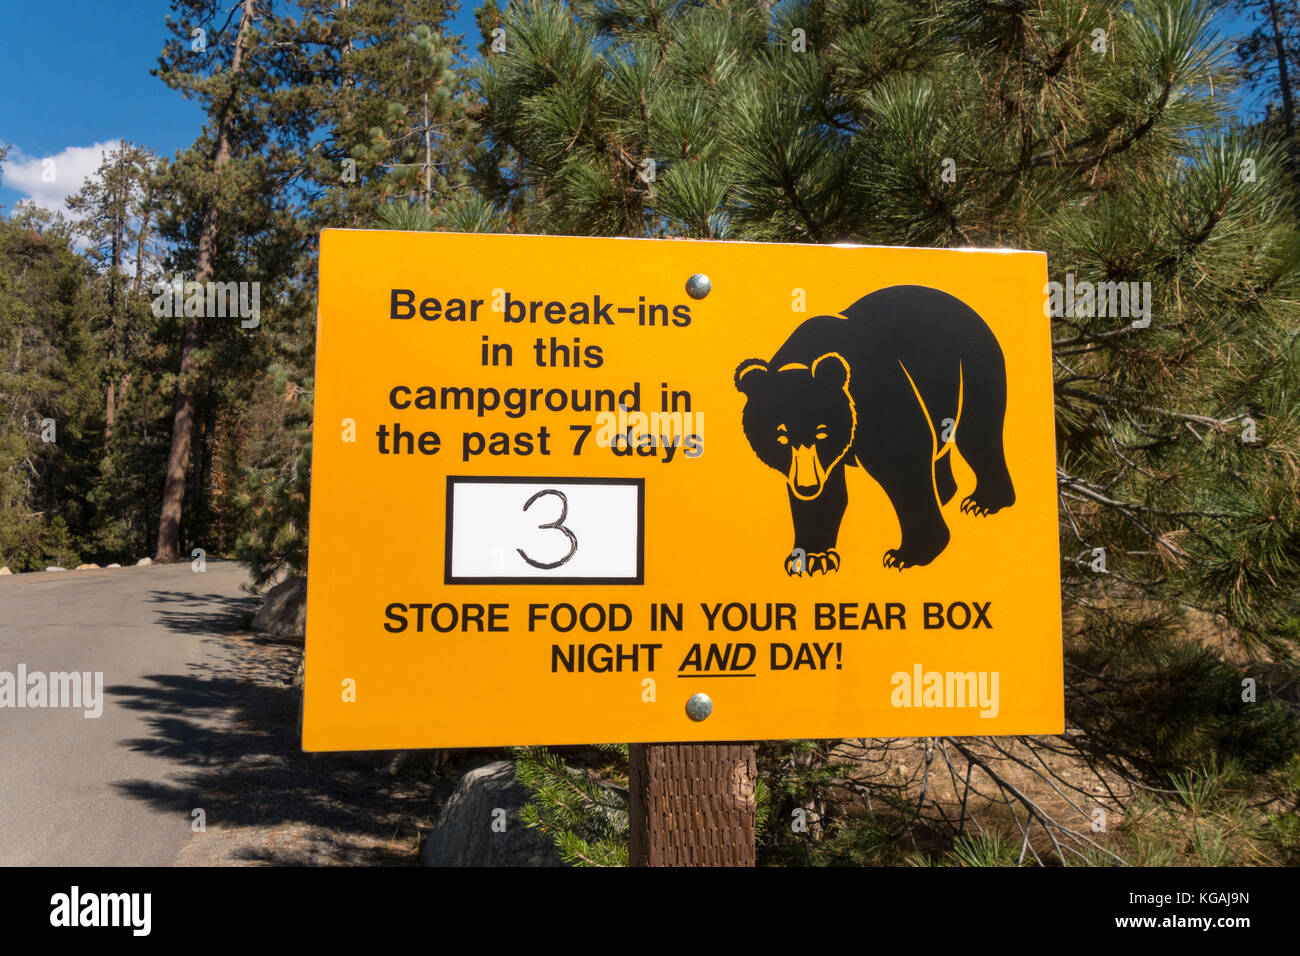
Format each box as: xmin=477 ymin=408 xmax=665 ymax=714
xmin=961 ymin=487 xmax=1013 ymax=516
xmin=883 ymin=549 xmax=910 ymax=571
xmin=785 ymin=550 xmax=841 ymax=576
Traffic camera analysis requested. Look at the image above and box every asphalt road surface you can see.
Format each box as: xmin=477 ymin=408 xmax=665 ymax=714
xmin=0 ymin=561 xmax=257 ymax=866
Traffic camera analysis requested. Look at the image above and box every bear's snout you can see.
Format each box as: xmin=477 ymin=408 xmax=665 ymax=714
xmin=789 ymin=444 xmax=825 ymax=499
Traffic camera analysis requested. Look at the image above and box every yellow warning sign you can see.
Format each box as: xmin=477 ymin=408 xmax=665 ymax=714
xmin=304 ymin=230 xmax=1063 ymax=750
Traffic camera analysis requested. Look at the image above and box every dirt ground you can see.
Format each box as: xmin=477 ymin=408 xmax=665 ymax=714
xmin=175 ymin=629 xmax=481 ymax=866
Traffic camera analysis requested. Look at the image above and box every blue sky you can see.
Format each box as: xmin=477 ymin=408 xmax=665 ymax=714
xmin=0 ymin=1 xmax=1274 ymax=217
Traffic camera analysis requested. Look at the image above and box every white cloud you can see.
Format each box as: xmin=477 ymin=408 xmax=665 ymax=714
xmin=1 ymin=140 xmax=122 ymax=216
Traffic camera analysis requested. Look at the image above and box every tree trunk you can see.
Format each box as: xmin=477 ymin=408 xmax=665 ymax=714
xmin=1267 ymin=0 xmax=1296 ymax=149
xmin=131 ymin=175 xmax=154 ymax=295
xmin=155 ymin=0 xmax=255 ymax=562
xmin=106 ymin=381 xmax=116 ymax=439
xmin=106 ymin=154 xmax=124 ymax=440
xmin=340 ymin=0 xmax=354 ymax=88
xmin=123 ymin=170 xmax=152 ymax=422
xmin=424 ymin=91 xmax=433 ymax=207
xmin=190 ymin=388 xmax=204 ymax=537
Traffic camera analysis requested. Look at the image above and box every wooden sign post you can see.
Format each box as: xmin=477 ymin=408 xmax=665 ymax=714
xmin=629 ymin=742 xmax=756 ymax=866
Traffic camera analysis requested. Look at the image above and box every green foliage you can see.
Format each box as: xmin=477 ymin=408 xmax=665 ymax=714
xmin=0 ymin=209 xmax=99 ymax=569
xmin=230 ymin=365 xmax=313 ymax=589
xmin=287 ymin=0 xmax=472 ymax=224
xmin=1067 ymin=605 xmax=1300 ymax=779
xmin=513 ymin=745 xmax=629 ymax=866
xmin=1260 ymin=755 xmax=1300 ymax=863
xmin=753 ymin=740 xmax=845 ymax=864
xmin=1102 ymin=758 xmax=1273 ymax=865
xmin=942 ymin=832 xmax=1022 ymax=868
xmin=377 ymin=192 xmax=508 ymax=233
xmin=376 ymin=201 xmax=442 ymax=232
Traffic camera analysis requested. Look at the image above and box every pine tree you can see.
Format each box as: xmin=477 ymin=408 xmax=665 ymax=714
xmin=62 ymin=142 xmax=169 ymax=560
xmin=226 ymin=0 xmax=482 ymax=588
xmin=151 ymin=0 xmax=320 ymax=564
xmin=0 ymin=205 xmax=103 ymax=570
xmin=283 ymin=0 xmax=476 ymax=226
xmin=66 ymin=141 xmax=161 ymax=440
xmin=230 ymin=363 xmax=314 ymax=588
xmin=152 ymin=0 xmax=264 ymax=562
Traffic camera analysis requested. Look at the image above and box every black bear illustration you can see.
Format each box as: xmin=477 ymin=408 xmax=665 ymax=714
xmin=735 ymin=285 xmax=1015 ymax=574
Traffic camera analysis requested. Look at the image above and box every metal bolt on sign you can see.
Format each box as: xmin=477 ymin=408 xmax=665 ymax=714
xmin=685 ymin=273 xmax=712 ymax=299
xmin=686 ymin=693 xmax=713 ymax=721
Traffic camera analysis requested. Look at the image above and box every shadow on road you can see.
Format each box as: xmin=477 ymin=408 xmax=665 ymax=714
xmin=146 ymin=589 xmax=260 ymax=635
xmin=106 ymin=630 xmax=444 ymax=866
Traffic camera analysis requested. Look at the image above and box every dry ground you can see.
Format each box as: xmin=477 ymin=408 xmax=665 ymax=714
xmin=175 ymin=630 xmax=467 ymax=865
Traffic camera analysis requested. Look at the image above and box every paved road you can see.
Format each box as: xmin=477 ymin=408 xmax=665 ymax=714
xmin=0 ymin=561 xmax=257 ymax=866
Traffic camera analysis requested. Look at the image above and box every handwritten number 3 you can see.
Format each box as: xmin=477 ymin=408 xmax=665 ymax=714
xmin=517 ymin=489 xmax=578 ymax=569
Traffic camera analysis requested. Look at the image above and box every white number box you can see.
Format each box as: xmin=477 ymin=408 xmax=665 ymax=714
xmin=445 ymin=477 xmax=645 ymax=584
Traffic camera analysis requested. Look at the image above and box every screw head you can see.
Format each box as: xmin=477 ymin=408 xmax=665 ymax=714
xmin=686 ymin=692 xmax=713 ymax=721
xmin=685 ymin=273 xmax=712 ymax=299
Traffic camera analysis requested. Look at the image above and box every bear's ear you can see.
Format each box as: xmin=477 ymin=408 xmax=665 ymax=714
xmin=735 ymin=359 xmax=769 ymax=395
xmin=812 ymin=352 xmax=850 ymax=390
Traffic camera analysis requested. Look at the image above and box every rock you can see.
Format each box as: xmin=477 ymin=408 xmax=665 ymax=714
xmin=421 ymin=761 xmax=564 ymax=867
xmin=136 ymin=557 xmax=152 ymax=566
xmin=252 ymin=576 xmax=308 ymax=639
xmin=44 ymin=566 xmax=66 ymax=573
xmin=76 ymin=563 xmax=99 ymax=571
xmin=0 ymin=567 xmax=10 ymax=575
xmin=105 ymin=563 xmax=121 ymax=569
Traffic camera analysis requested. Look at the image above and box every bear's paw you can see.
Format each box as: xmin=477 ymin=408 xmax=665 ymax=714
xmin=959 ymin=495 xmax=993 ymax=517
xmin=961 ymin=484 xmax=1015 ymax=516
xmin=883 ymin=549 xmax=913 ymax=571
xmin=786 ymin=550 xmax=840 ymax=576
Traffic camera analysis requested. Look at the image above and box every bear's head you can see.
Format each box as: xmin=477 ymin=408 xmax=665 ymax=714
xmin=735 ymin=352 xmax=855 ymax=500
